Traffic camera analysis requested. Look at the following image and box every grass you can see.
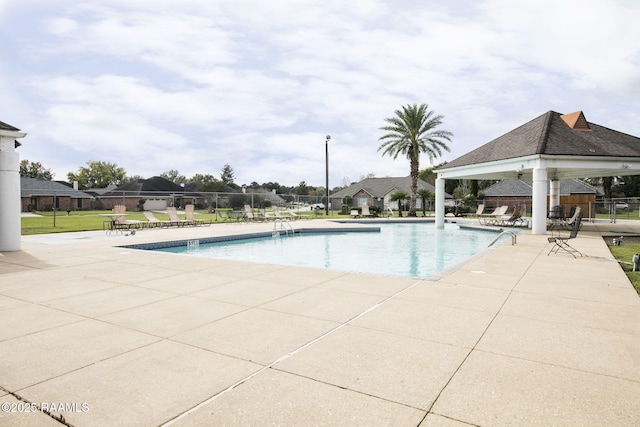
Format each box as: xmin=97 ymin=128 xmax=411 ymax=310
xmin=20 ymin=208 xmax=341 ymax=235
xmin=608 ymin=243 xmax=640 ymax=295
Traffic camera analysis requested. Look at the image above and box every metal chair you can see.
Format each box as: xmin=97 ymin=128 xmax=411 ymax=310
xmin=547 ymin=214 xmax=583 ymax=258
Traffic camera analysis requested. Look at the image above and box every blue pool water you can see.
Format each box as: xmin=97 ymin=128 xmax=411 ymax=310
xmin=156 ymin=223 xmax=500 ymax=279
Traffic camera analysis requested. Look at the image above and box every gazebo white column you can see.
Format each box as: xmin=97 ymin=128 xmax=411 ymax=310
xmin=549 ymin=179 xmax=560 ymax=208
xmin=531 ymin=167 xmax=548 ymax=235
xmin=435 ymin=176 xmax=445 ymax=229
xmin=0 ymin=126 xmax=27 ymax=252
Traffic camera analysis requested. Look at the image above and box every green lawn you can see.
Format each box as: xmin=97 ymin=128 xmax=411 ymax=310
xmin=608 ymin=243 xmax=640 ymax=295
xmin=21 ymin=210 xmax=217 ymax=235
xmin=20 ymin=208 xmax=333 ymax=235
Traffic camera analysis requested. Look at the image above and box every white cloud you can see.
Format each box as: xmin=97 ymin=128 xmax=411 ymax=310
xmin=3 ymin=0 xmax=640 ymax=186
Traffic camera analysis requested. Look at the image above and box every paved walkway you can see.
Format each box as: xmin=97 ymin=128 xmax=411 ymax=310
xmin=1 ymin=219 xmax=639 ymax=426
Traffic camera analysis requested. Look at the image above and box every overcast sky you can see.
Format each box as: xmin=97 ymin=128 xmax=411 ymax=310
xmin=2 ymin=0 xmax=640 ymax=188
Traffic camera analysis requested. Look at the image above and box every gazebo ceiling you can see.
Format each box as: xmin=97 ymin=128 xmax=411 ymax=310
xmin=436 ymin=110 xmax=640 ymax=181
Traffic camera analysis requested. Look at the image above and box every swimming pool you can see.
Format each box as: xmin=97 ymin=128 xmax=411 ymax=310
xmin=155 ymin=222 xmax=500 ymax=279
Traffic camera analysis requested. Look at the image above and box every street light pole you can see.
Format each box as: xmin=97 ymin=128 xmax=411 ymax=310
xmin=325 ymin=135 xmax=330 ymax=216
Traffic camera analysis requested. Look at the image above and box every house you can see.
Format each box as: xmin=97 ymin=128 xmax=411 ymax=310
xmin=331 ymin=176 xmax=452 ymax=210
xmin=99 ymin=176 xmax=207 ymax=211
xmin=20 ymin=177 xmax=94 ymax=212
xmin=482 ymin=179 xmax=601 ymax=216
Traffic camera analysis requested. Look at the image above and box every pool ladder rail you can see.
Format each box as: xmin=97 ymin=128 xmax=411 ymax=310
xmin=488 ymin=230 xmax=517 ymax=247
xmin=273 ymin=219 xmax=294 ymax=237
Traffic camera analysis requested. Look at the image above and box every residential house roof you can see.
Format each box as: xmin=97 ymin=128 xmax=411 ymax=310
xmin=483 ymin=179 xmax=601 ymax=197
xmin=331 ymin=176 xmax=452 ymax=199
xmin=20 ymin=177 xmax=93 ymax=198
xmin=102 ymin=176 xmax=188 ymax=197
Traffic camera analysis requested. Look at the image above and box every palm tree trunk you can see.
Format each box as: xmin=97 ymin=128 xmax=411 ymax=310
xmin=409 ymin=155 xmax=419 ymax=217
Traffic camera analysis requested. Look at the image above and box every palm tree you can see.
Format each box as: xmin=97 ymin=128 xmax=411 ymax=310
xmin=389 ymin=190 xmax=408 ymax=217
xmin=417 ymin=188 xmax=432 ymax=217
xmin=379 ymin=103 xmax=453 ymax=216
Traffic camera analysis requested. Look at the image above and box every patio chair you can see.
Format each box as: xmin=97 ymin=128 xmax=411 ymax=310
xmin=243 ymin=205 xmax=256 ymax=221
xmin=547 ymin=204 xmax=565 ymax=221
xmin=258 ymin=209 xmax=271 ymax=221
xmin=143 ymin=211 xmax=171 ymax=228
xmin=272 ymin=206 xmax=293 ymax=220
xmin=286 ymin=209 xmax=308 ymax=220
xmin=478 ymin=205 xmax=508 ymax=225
xmin=185 ymin=204 xmax=207 ymax=226
xmin=463 ymin=204 xmax=485 ymax=218
xmin=548 ymin=206 xmax=581 ymax=231
xmin=493 ymin=205 xmax=526 ymax=227
xmin=360 ymin=205 xmax=374 ymax=218
xmin=223 ymin=209 xmax=246 ymax=222
xmin=350 ymin=209 xmax=360 ymax=218
xmin=548 ymin=214 xmax=583 ymax=258
xmin=113 ymin=205 xmax=144 ymax=230
xmin=166 ymin=207 xmax=192 ymax=226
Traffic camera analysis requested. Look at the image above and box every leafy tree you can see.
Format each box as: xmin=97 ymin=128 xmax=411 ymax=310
xmin=615 ymin=175 xmax=640 ymax=198
xmin=67 ymin=161 xmax=126 ymax=189
xmin=418 ymin=167 xmax=436 ymax=186
xmin=190 ymin=173 xmax=225 ymax=192
xmin=221 ymin=164 xmax=235 ymax=186
xmin=417 ymin=188 xmax=432 ymax=217
xmin=389 ymin=190 xmax=409 ymax=217
xmin=20 ymin=160 xmax=53 ymax=180
xmin=294 ymin=181 xmax=310 ymax=195
xmin=379 ymin=103 xmax=453 ymax=216
xmin=160 ymin=169 xmax=187 ymax=184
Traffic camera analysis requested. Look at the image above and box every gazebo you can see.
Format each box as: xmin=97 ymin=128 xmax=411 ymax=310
xmin=434 ymin=110 xmax=640 ymax=234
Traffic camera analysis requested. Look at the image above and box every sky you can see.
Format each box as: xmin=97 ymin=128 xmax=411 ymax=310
xmin=2 ymin=0 xmax=640 ymax=188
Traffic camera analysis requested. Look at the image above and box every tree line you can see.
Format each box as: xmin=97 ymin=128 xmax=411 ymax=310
xmin=19 ymin=159 xmax=334 ymax=197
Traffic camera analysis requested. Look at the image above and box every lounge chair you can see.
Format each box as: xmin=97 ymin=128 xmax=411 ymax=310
xmin=185 ymin=204 xmax=207 ymax=225
xmin=548 ymin=214 xmax=583 ymax=258
xmin=464 ymin=204 xmax=485 ymax=218
xmin=350 ymin=209 xmax=360 ymax=218
xmin=143 ymin=211 xmax=171 ymax=228
xmin=493 ymin=205 xmax=526 ymax=227
xmin=286 ymin=209 xmax=308 ymax=220
xmin=478 ymin=205 xmax=508 ymax=225
xmin=113 ymin=205 xmax=144 ymax=230
xmin=258 ymin=209 xmax=271 ymax=221
xmin=166 ymin=207 xmax=192 ymax=226
xmin=271 ymin=206 xmax=292 ymax=220
xmin=360 ymin=205 xmax=374 ymax=218
xmin=243 ymin=205 xmax=258 ymax=221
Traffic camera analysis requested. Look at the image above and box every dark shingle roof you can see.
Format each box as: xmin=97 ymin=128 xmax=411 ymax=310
xmin=103 ymin=176 xmax=185 ymax=196
xmin=332 ymin=176 xmax=451 ymax=199
xmin=21 ymin=178 xmax=93 ymax=198
xmin=0 ymin=120 xmax=20 ymax=131
xmin=484 ymin=179 xmax=600 ymax=197
xmin=444 ymin=111 xmax=640 ymax=169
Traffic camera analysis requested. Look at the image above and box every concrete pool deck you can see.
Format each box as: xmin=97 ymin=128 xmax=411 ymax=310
xmin=1 ymin=218 xmax=640 ymax=426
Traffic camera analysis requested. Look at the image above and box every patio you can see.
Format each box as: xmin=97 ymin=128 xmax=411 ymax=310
xmin=1 ymin=219 xmax=640 ymax=426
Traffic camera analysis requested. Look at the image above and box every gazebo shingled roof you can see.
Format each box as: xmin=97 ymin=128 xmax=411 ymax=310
xmin=441 ymin=110 xmax=640 ymax=178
